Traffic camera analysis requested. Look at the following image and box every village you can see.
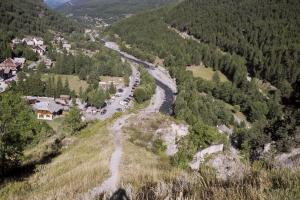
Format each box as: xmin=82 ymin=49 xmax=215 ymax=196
xmin=0 ymin=35 xmax=73 ymax=91
xmin=0 ymin=34 xmax=141 ymax=122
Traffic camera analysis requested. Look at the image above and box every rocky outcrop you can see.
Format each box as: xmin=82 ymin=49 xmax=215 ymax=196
xmin=189 ymin=144 xmax=224 ymax=170
xmin=207 ymin=147 xmax=246 ymax=180
xmin=275 ymin=148 xmax=300 ymax=170
xmin=155 ymin=123 xmax=189 ymax=156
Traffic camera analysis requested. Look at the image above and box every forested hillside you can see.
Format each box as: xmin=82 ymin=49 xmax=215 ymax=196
xmin=0 ymin=0 xmax=79 ymax=35
xmin=0 ymin=0 xmax=80 ymax=61
xmin=57 ymin=0 xmax=175 ymax=21
xmin=166 ymin=0 xmax=300 ymax=101
xmin=110 ymin=2 xmax=300 ymax=163
xmin=44 ymin=0 xmax=69 ymax=8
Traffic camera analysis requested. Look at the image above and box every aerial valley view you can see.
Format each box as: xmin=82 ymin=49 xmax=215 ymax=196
xmin=0 ymin=0 xmax=299 ymax=199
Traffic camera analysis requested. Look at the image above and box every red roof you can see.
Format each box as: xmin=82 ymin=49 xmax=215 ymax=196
xmin=0 ymin=58 xmax=20 ymax=70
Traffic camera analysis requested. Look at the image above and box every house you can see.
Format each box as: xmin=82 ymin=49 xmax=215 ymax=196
xmin=44 ymin=58 xmax=53 ymax=68
xmin=33 ymin=101 xmax=64 ymax=120
xmin=13 ymin=57 xmax=26 ymax=67
xmin=22 ymin=38 xmax=35 ymax=46
xmin=60 ymin=95 xmax=71 ymax=101
xmin=33 ymin=45 xmax=46 ymax=56
xmin=25 ymin=96 xmax=39 ymax=104
xmin=12 ymin=38 xmax=22 ymax=46
xmin=0 ymin=58 xmax=21 ymax=79
xmin=33 ymin=37 xmax=44 ymax=46
xmin=55 ymin=95 xmax=71 ymax=106
xmin=217 ymin=124 xmax=233 ymax=136
xmin=0 ymin=81 xmax=8 ymax=93
xmin=62 ymin=43 xmax=71 ymax=51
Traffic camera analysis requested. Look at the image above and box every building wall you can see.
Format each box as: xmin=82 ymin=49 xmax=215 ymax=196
xmin=37 ymin=111 xmax=53 ymax=120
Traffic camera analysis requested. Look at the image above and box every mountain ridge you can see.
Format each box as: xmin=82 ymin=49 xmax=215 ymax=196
xmin=55 ymin=0 xmax=176 ymax=21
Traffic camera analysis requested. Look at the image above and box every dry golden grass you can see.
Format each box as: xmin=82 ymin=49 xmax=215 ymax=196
xmin=120 ymin=136 xmax=186 ymax=191
xmin=187 ymin=65 xmax=228 ymax=82
xmin=154 ymin=57 xmax=165 ymax=66
xmin=0 ymin=122 xmax=114 ymax=200
xmin=119 ymin=113 xmax=187 ymax=192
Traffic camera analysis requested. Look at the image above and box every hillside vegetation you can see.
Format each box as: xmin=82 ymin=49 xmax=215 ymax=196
xmin=0 ymin=0 xmax=80 ymax=61
xmin=166 ymin=0 xmax=300 ymax=101
xmin=109 ymin=2 xmax=299 ymax=163
xmin=0 ymin=0 xmax=79 ymax=35
xmin=57 ymin=0 xmax=175 ymax=21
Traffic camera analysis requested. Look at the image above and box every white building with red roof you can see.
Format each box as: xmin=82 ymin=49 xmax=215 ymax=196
xmin=0 ymin=58 xmax=21 ymax=79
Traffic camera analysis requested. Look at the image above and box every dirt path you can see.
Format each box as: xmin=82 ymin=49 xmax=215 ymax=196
xmin=83 ymin=114 xmax=131 ymax=199
xmin=140 ymin=86 xmax=165 ymax=114
xmin=83 ymin=85 xmax=164 ymax=199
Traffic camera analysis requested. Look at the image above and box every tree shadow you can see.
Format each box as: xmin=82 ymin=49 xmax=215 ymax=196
xmin=109 ymin=188 xmax=130 ymax=200
xmin=0 ymin=150 xmax=61 ymax=184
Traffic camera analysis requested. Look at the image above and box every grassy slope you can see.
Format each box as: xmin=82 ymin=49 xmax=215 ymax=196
xmin=42 ymin=74 xmax=89 ymax=94
xmin=186 ymin=65 xmax=228 ymax=82
xmin=0 ymin=110 xmax=183 ymax=199
xmin=0 ymin=121 xmax=114 ymax=200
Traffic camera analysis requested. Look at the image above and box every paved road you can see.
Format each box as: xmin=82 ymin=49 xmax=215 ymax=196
xmin=104 ymin=41 xmax=177 ymax=115
xmin=84 ymin=39 xmax=177 ymax=120
xmin=84 ymin=63 xmax=139 ymax=121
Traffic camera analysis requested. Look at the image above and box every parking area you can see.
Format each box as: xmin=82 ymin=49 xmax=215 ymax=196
xmin=83 ymin=64 xmax=140 ymax=121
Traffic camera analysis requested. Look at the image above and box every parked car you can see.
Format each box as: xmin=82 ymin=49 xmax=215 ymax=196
xmin=119 ymin=101 xmax=126 ymax=106
xmin=100 ymin=109 xmax=107 ymax=115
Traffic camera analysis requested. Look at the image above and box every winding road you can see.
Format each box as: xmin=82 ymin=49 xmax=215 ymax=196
xmin=83 ymin=39 xmax=177 ymax=199
xmin=104 ymin=40 xmax=177 ymax=115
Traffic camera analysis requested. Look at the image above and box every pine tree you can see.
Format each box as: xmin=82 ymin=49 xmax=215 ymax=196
xmin=56 ymin=77 xmax=63 ymax=97
xmin=63 ymin=78 xmax=71 ymax=95
xmin=108 ymin=82 xmax=116 ymax=94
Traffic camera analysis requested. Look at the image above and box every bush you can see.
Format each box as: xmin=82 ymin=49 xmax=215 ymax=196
xmin=134 ymin=87 xmax=148 ymax=103
xmin=64 ymin=107 xmax=86 ymax=133
xmin=133 ymin=67 xmax=156 ymax=103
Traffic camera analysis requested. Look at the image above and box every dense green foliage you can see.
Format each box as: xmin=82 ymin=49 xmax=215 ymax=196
xmin=0 ymin=0 xmax=79 ymax=35
xmin=111 ymin=11 xmax=248 ymax=86
xmin=12 ymin=72 xmax=75 ymax=98
xmin=166 ymin=0 xmax=300 ymax=101
xmin=13 ymin=45 xmax=39 ymax=61
xmin=80 ymin=86 xmax=109 ymax=108
xmin=110 ymin=4 xmax=299 ymax=161
xmin=172 ymin=121 xmax=227 ymax=168
xmin=133 ymin=67 xmax=155 ymax=103
xmin=57 ymin=0 xmax=175 ymax=22
xmin=64 ymin=107 xmax=86 ymax=133
xmin=0 ymin=0 xmax=80 ymax=62
xmin=0 ymin=92 xmax=52 ymax=176
xmin=52 ymin=50 xmax=132 ymax=81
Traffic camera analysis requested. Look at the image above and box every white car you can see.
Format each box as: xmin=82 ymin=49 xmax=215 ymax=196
xmin=119 ymin=101 xmax=126 ymax=106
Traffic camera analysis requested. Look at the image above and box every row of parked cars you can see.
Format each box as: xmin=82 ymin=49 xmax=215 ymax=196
xmin=119 ymin=72 xmax=140 ymax=107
